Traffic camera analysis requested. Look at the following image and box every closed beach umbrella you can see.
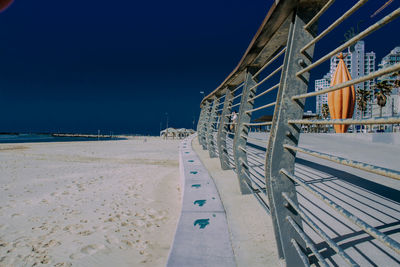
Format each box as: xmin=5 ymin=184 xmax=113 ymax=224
xmin=328 ymin=53 xmax=355 ymax=133
xmin=0 ymin=0 xmax=14 ymax=12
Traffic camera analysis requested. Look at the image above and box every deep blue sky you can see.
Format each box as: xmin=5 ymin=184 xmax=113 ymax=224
xmin=1 ymin=0 xmax=399 ymax=135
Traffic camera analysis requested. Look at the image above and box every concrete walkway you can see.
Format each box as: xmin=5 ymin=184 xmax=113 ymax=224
xmin=167 ymin=135 xmax=235 ymax=267
xmin=191 ymin=138 xmax=281 ymax=267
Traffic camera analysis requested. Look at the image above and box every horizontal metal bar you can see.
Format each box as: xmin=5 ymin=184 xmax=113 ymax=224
xmin=281 ymin=168 xmax=400 ymax=254
xmin=286 ymin=215 xmax=329 ymax=267
xmin=231 ymin=93 xmax=244 ymax=102
xmin=282 ymin=193 xmax=359 ymax=266
xmin=284 ymin=144 xmax=400 ymax=181
xmin=239 ymin=145 xmax=247 ymax=153
xmin=297 ymin=8 xmax=400 ymax=76
xmin=246 ymin=102 xmax=276 ymax=114
xmin=249 ymin=65 xmax=283 ymax=92
xmin=231 ymin=102 xmax=241 ymax=109
xmin=288 ymin=117 xmax=400 ymax=125
xmin=216 ymin=94 xmax=226 ymax=101
xmin=229 ymin=83 xmax=244 ymax=95
xmin=294 ymin=63 xmax=400 ymax=99
xmin=301 ymin=0 xmax=367 ymax=53
xmin=291 ymin=239 xmax=311 ymax=267
xmin=248 ymin=83 xmax=280 ymax=103
xmin=239 ymin=157 xmax=247 ymax=167
xmin=246 ymin=136 xmax=269 ymax=143
xmin=303 ymin=0 xmax=335 ymax=30
xmin=241 ymin=171 xmax=270 ymax=214
xmin=242 ymin=169 xmax=267 ymax=194
xmin=243 ymin=122 xmax=273 ymax=126
xmin=254 ymin=47 xmax=287 ymax=78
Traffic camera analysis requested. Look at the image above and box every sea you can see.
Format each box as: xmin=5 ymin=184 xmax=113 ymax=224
xmin=0 ymin=134 xmax=125 ymax=143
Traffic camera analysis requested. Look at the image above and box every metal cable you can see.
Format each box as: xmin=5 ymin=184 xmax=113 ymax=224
xmin=288 ymin=117 xmax=400 ymax=125
xmin=282 ymin=193 xmax=359 ymax=266
xmin=286 ymin=216 xmax=329 ymax=267
xmin=294 ymin=63 xmax=400 ymax=99
xmin=254 ymin=47 xmax=287 ymax=78
xmin=248 ymin=83 xmax=280 ymax=103
xmin=246 ymin=101 xmax=276 ymax=114
xmin=301 ymin=0 xmax=368 ymax=53
xmin=281 ymin=169 xmax=400 ymax=254
xmin=304 ymin=0 xmax=335 ymax=30
xmin=284 ymin=144 xmax=400 ymax=181
xmin=249 ymin=65 xmax=283 ymax=92
xmin=297 ymin=8 xmax=400 ymax=76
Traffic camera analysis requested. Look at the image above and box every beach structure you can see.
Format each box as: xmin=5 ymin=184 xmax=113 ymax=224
xmin=160 ymin=128 xmax=194 ymax=139
xmin=196 ymin=1 xmax=400 ymax=266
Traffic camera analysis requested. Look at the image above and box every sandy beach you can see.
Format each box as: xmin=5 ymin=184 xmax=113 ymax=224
xmin=0 ymin=137 xmax=181 ymax=267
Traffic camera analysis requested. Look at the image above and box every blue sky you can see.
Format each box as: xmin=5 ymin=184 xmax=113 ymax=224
xmin=0 ymin=0 xmax=399 ymax=135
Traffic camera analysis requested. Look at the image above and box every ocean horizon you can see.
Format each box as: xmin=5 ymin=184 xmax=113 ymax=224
xmin=0 ymin=133 xmax=127 ymax=143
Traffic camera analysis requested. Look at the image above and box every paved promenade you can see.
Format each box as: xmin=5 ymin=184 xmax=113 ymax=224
xmin=202 ymin=133 xmax=400 ymax=266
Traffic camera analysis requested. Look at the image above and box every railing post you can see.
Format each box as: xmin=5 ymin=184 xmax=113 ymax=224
xmin=200 ymin=100 xmax=211 ymax=150
xmin=197 ymin=105 xmax=206 ymax=143
xmin=233 ymin=69 xmax=257 ymax=195
xmin=217 ymin=87 xmax=233 ymax=170
xmin=266 ymin=8 xmax=318 ymax=266
xmin=207 ymin=96 xmax=219 ymax=158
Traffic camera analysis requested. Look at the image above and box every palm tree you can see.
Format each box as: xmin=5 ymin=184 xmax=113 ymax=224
xmin=373 ymin=81 xmax=393 ymax=117
xmin=356 ymin=88 xmax=372 ymax=132
xmin=391 ymin=71 xmax=400 ymax=88
xmin=321 ymin=104 xmax=330 ymax=132
xmin=321 ymin=104 xmax=329 ymax=119
xmin=356 ymin=89 xmax=371 ymax=118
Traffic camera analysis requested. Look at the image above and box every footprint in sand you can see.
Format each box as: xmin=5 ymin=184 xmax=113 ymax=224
xmin=54 ymin=262 xmax=72 ymax=267
xmin=121 ymin=240 xmax=134 ymax=248
xmin=105 ymin=235 xmax=119 ymax=245
xmin=78 ymin=230 xmax=92 ymax=236
xmin=42 ymin=240 xmax=61 ymax=248
xmin=80 ymin=244 xmax=105 ymax=255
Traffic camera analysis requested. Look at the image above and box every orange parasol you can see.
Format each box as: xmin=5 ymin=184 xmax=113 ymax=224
xmin=328 ymin=53 xmax=355 ymax=133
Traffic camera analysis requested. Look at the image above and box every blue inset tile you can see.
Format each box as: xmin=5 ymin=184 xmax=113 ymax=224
xmin=194 ymin=200 xmax=206 ymax=207
xmin=194 ymin=219 xmax=209 ymax=229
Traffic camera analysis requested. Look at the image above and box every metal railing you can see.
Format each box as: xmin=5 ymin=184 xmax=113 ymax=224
xmin=196 ymin=0 xmax=400 ymax=266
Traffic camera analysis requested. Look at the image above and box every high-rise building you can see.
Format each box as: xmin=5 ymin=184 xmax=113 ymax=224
xmin=315 ymin=41 xmax=376 ymax=118
xmin=373 ymin=46 xmax=400 ymax=125
xmin=315 ymin=73 xmax=330 ymax=116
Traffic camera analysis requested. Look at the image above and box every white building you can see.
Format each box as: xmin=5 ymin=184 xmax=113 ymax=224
xmin=315 ymin=74 xmax=330 ymax=116
xmin=372 ymin=46 xmax=400 ymax=131
xmin=315 ymin=41 xmax=376 ymax=118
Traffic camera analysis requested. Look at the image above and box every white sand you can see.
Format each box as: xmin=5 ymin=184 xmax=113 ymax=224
xmin=0 ymin=137 xmax=181 ymax=267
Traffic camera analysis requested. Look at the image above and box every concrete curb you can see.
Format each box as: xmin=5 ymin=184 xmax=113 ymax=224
xmin=166 ymin=134 xmax=235 ymax=267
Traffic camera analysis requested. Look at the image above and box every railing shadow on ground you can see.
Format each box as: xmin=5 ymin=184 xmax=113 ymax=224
xmin=196 ymin=0 xmax=400 ymax=265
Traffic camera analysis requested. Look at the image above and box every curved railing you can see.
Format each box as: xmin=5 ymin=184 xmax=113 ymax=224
xmin=197 ymin=0 xmax=400 ymax=266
